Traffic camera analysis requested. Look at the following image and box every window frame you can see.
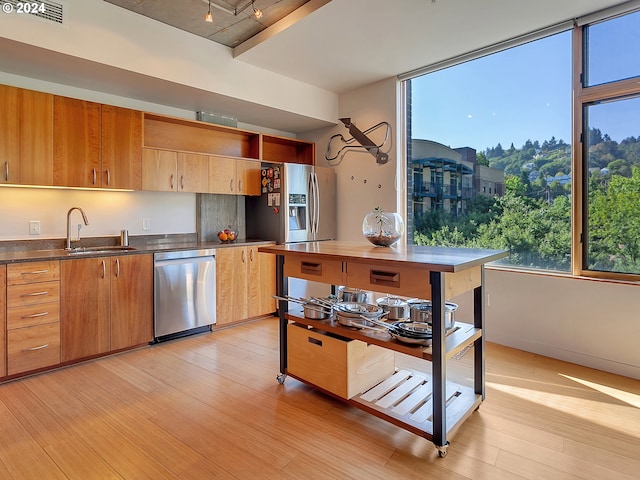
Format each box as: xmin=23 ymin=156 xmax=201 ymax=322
xmin=573 ymin=21 xmax=640 ymax=281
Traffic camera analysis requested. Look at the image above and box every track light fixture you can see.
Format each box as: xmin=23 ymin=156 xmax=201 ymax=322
xmin=202 ymin=0 xmax=263 ymax=21
xmin=204 ymin=0 xmax=213 ymax=22
xmin=252 ymin=1 xmax=263 ymax=19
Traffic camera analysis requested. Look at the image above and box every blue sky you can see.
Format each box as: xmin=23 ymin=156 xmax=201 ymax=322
xmin=410 ymin=11 xmax=640 ymax=153
xmin=411 ymin=31 xmax=572 ymax=153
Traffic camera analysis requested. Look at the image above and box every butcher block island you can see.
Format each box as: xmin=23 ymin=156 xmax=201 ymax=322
xmin=258 ymin=241 xmax=507 ymax=457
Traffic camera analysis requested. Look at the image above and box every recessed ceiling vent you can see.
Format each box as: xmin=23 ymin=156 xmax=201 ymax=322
xmin=4 ymin=0 xmax=64 ymax=24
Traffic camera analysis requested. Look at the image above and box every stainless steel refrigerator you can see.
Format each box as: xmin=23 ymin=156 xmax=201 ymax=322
xmin=246 ymin=163 xmax=337 ymax=303
xmin=246 ymin=163 xmax=336 ymax=244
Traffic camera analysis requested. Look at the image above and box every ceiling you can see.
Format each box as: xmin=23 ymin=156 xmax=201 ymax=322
xmin=103 ymin=0 xmax=310 ymax=48
xmin=101 ymin=0 xmax=629 ymax=94
xmin=0 ymin=0 xmax=630 ymax=133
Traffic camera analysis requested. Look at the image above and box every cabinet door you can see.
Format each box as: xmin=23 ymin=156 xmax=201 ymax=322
xmin=215 ymin=247 xmax=248 ymax=324
xmin=208 ymin=156 xmax=237 ymax=194
xmin=53 ymin=96 xmax=102 ymax=188
xmin=20 ymin=89 xmax=54 ymax=186
xmin=110 ymin=254 xmax=153 ymax=351
xmin=0 ymin=85 xmax=20 ymax=184
xmin=237 ymin=159 xmax=261 ymax=196
xmin=142 ymin=148 xmax=177 ymax=192
xmin=1 ymin=265 xmax=6 ymax=377
xmin=60 ymin=258 xmax=111 ymax=362
xmin=177 ymin=152 xmax=209 ymax=193
xmin=247 ymin=245 xmax=276 ymax=318
xmin=101 ymin=105 xmax=142 ymax=190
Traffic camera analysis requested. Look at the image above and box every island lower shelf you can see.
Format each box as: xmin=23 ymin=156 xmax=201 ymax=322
xmin=285 ymin=309 xmax=482 ymax=361
xmin=287 ymin=366 xmax=481 ymax=442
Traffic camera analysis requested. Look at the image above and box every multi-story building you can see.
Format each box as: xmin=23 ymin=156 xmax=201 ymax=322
xmin=410 ymin=140 xmax=505 ymax=218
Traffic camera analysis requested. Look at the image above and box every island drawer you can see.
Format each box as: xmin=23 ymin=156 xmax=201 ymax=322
xmin=287 ymin=322 xmax=395 ymax=399
xmin=345 ymin=262 xmax=432 ymax=299
xmin=284 ymin=257 xmax=344 ymax=285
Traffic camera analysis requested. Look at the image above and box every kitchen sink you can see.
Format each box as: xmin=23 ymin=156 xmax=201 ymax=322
xmin=66 ymin=246 xmax=138 ymax=255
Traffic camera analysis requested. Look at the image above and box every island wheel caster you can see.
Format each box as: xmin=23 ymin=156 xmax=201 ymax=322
xmin=436 ymin=442 xmax=450 ymax=458
xmin=276 ymin=373 xmax=287 ymax=384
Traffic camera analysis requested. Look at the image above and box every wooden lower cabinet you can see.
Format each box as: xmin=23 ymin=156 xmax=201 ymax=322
xmin=7 ymin=323 xmax=60 ymax=376
xmin=110 ymin=254 xmax=153 ymax=351
xmin=0 ymin=265 xmax=5 ymax=377
xmin=5 ymin=261 xmax=61 ymax=376
xmin=61 ymin=254 xmax=153 ymax=362
xmin=247 ymin=245 xmax=276 ymax=318
xmin=216 ymin=245 xmax=276 ymax=325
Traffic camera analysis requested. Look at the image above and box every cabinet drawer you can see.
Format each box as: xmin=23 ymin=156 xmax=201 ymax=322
xmin=7 ymin=281 xmax=60 ymax=308
xmin=7 ymin=302 xmax=60 ymax=330
xmin=7 ymin=261 xmax=60 ymax=285
xmin=7 ymin=322 xmax=60 ymax=375
xmin=284 ymin=256 xmax=344 ymax=285
xmin=345 ymin=262 xmax=431 ymax=299
xmin=287 ymin=323 xmax=395 ymax=399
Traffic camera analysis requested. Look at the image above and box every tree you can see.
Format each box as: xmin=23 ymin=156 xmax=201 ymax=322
xmin=476 ymin=152 xmax=489 ymax=166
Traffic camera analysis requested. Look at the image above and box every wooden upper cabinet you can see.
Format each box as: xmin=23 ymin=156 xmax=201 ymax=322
xmin=209 ymin=156 xmax=237 ymax=194
xmin=237 ymin=159 xmax=261 ymax=196
xmin=20 ymin=89 xmax=54 ymax=186
xmin=142 ymin=148 xmax=177 ymax=192
xmin=0 ymin=85 xmax=20 ymax=184
xmin=0 ymin=85 xmax=53 ymax=185
xmin=177 ymin=152 xmax=209 ymax=193
xmin=208 ymin=157 xmax=260 ymax=195
xmin=53 ymin=96 xmax=102 ymax=188
xmin=101 ymin=105 xmax=142 ymax=190
xmin=142 ymin=149 xmax=208 ymax=193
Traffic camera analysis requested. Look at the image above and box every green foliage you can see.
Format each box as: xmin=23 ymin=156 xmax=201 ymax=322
xmin=587 ymin=167 xmax=640 ymax=273
xmin=413 ymin=132 xmax=640 ymax=274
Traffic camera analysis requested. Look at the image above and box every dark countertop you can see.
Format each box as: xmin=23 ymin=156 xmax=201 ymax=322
xmin=0 ymin=237 xmax=275 ymax=264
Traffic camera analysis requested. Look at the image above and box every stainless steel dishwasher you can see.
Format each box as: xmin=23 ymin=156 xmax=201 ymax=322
xmin=153 ymin=249 xmax=216 ymax=341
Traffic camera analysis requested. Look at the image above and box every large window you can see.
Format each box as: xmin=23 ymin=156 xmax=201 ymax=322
xmin=407 ymin=32 xmax=572 ymax=271
xmin=405 ymin=6 xmax=640 ymax=279
xmin=580 ymin=10 xmax=640 ymax=278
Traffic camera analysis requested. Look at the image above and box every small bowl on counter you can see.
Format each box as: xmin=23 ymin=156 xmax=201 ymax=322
xmin=216 ymin=227 xmax=238 ymax=243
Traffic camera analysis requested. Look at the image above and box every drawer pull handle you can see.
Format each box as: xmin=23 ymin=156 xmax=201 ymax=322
xmin=23 ymin=270 xmax=49 ymax=275
xmin=370 ymin=270 xmax=400 ymax=287
xmin=22 ymin=291 xmax=49 ymax=297
xmin=21 ymin=312 xmax=49 ymax=319
xmin=23 ymin=343 xmax=49 ymax=352
xmin=308 ymin=337 xmax=322 ymax=347
xmin=300 ymin=262 xmax=322 ymax=276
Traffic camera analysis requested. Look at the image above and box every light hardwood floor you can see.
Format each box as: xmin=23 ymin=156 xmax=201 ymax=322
xmin=0 ymin=317 xmax=638 ymax=479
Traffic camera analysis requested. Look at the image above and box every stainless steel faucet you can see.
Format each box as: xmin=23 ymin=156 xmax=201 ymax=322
xmin=66 ymin=207 xmax=89 ymax=250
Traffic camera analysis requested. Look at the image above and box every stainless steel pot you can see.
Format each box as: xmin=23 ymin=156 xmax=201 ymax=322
xmin=408 ymin=300 xmax=457 ymax=330
xmin=339 ymin=287 xmax=368 ymax=303
xmin=376 ymin=296 xmax=409 ymax=320
xmin=303 ymin=302 xmax=331 ymax=319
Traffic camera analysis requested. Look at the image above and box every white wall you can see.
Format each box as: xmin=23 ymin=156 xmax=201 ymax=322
xmin=305 ymin=77 xmax=403 ymax=242
xmin=0 ymin=186 xmax=195 ymax=240
xmin=484 ymin=269 xmax=640 ymax=379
